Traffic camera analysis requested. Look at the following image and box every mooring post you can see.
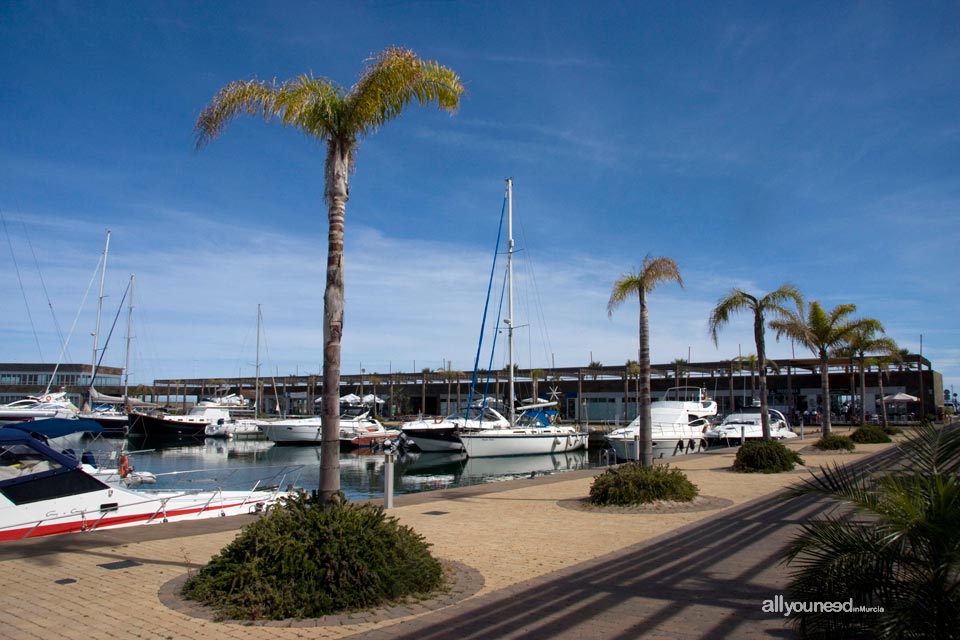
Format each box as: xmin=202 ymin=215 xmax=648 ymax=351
xmin=384 ymin=452 xmax=395 ymax=509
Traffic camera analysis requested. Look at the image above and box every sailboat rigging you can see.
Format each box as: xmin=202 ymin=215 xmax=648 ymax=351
xmin=456 ymin=179 xmax=588 ymax=458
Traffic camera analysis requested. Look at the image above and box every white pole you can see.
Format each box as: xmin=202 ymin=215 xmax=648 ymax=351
xmin=123 ymin=273 xmax=134 ymax=403
xmin=90 ymin=230 xmax=111 ymax=388
xmin=506 ymin=178 xmax=515 ymax=427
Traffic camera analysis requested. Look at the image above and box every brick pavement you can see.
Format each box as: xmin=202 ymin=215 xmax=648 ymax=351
xmin=0 ymin=431 xmax=906 ymax=640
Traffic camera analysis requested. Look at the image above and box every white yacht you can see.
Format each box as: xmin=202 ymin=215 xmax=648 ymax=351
xmin=606 ymin=387 xmax=718 ymax=461
xmin=0 ymin=427 xmax=288 ymax=541
xmin=0 ymin=391 xmax=80 ymax=425
xmin=259 ymin=403 xmax=399 ymax=447
xmin=705 ymin=405 xmax=798 ymax=444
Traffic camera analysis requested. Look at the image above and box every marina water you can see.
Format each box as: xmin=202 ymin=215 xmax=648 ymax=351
xmin=88 ymin=436 xmax=604 ymax=502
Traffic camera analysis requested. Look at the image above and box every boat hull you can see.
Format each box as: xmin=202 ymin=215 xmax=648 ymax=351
xmin=458 ymin=430 xmax=588 ymax=458
xmin=607 ymin=436 xmax=705 ymax=461
xmin=0 ymin=486 xmax=282 ymax=541
xmin=402 ymin=426 xmax=465 ymax=452
xmin=127 ymin=412 xmax=209 ymax=437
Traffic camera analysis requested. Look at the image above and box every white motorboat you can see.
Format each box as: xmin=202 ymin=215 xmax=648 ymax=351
xmin=455 ymin=180 xmax=589 ymax=458
xmin=705 ymin=406 xmax=798 ymax=444
xmin=0 ymin=392 xmax=80 ymax=425
xmin=259 ymin=403 xmax=399 ymax=447
xmin=203 ymin=417 xmax=263 ymax=439
xmin=0 ymin=427 xmax=289 ymax=541
xmin=401 ymin=400 xmax=510 ymax=452
xmin=605 ymin=387 xmax=718 ymax=461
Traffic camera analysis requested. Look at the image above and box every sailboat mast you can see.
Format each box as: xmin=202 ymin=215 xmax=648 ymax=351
xmin=123 ymin=273 xmax=134 ymax=402
xmin=506 ymin=178 xmax=515 ymax=426
xmin=89 ymin=230 xmax=111 ymax=392
xmin=255 ymin=304 xmax=262 ymax=419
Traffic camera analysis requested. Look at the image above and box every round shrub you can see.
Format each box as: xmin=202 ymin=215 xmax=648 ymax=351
xmin=589 ymin=463 xmax=698 ymax=505
xmin=882 ymin=425 xmax=902 ymax=436
xmin=733 ymin=439 xmax=804 ymax=473
xmin=850 ymin=425 xmax=893 ymax=444
xmin=181 ymin=493 xmax=443 ymax=620
xmin=813 ymin=434 xmax=856 ymax=451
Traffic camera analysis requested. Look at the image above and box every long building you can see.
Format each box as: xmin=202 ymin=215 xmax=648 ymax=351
xmin=0 ymin=355 xmax=943 ymax=422
xmin=0 ymin=363 xmax=123 ymax=406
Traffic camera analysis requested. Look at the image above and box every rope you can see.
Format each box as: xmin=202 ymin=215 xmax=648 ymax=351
xmin=465 ymin=196 xmax=506 ymax=422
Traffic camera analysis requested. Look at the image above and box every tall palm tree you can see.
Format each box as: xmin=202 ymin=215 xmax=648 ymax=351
xmin=782 ymin=423 xmax=960 ymax=638
xmin=870 ymin=352 xmax=902 ymax=429
xmin=607 ymin=256 xmax=683 ymax=466
xmin=708 ymin=285 xmax=802 ymax=440
xmin=770 ymin=301 xmax=882 ymax=437
xmin=195 ymin=47 xmax=463 ymax=502
xmin=832 ymin=327 xmax=899 ymax=425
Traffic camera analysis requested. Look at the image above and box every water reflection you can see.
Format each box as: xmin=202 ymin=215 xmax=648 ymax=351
xmin=83 ymin=435 xmax=600 ymax=502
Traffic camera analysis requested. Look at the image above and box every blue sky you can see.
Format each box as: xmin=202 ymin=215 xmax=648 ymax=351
xmin=1 ymin=1 xmax=958 ymax=396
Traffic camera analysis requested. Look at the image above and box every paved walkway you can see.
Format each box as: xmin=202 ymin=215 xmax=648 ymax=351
xmin=1 ymin=428 xmax=909 ymax=639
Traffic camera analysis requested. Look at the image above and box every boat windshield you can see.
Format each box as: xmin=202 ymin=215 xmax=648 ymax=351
xmin=0 ymin=444 xmax=64 ymax=482
xmin=341 ymin=405 xmax=369 ymax=419
xmin=455 ymin=407 xmax=504 ymax=421
xmin=662 ymin=387 xmax=705 ymax=402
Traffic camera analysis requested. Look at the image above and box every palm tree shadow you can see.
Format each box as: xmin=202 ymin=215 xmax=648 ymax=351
xmin=361 ymin=448 xmax=901 ymax=640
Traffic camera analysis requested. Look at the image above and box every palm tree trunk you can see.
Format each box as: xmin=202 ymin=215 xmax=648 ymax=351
xmin=320 ymin=139 xmax=350 ymax=503
xmin=755 ymin=313 xmax=771 ymax=440
xmin=859 ymin=355 xmax=866 ymax=425
xmin=819 ymin=353 xmax=832 ymax=436
xmin=639 ymin=292 xmax=653 ymax=466
xmin=880 ymin=373 xmax=889 ymax=428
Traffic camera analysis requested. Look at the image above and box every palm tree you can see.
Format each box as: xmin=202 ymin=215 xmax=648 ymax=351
xmin=708 ymin=285 xmax=803 ymax=440
xmin=870 ymin=352 xmax=903 ymax=429
xmin=832 ymin=327 xmax=899 ymax=425
xmin=195 ymin=48 xmax=463 ymax=502
xmin=770 ymin=301 xmax=882 ymax=437
xmin=440 ymin=368 xmax=462 ymax=415
xmin=369 ymin=374 xmax=382 ymax=418
xmin=782 ymin=423 xmax=960 ymax=638
xmin=671 ymin=358 xmax=688 ymax=383
xmin=530 ymin=368 xmax=545 ymax=403
xmin=607 ymin=256 xmax=683 ymax=466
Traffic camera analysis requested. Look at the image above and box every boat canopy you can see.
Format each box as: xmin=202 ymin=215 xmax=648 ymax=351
xmin=2 ymin=418 xmax=104 ymax=440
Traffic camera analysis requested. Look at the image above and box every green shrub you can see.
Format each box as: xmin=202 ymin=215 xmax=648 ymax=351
xmin=733 ymin=439 xmax=804 ymax=473
xmin=850 ymin=425 xmax=892 ymax=444
xmin=813 ymin=434 xmax=855 ymax=451
xmin=181 ymin=493 xmax=443 ymax=620
xmin=589 ymin=463 xmax=698 ymax=505
xmin=882 ymin=425 xmax=902 ymax=436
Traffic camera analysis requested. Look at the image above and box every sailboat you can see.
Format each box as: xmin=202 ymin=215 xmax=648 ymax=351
xmin=204 ymin=305 xmax=266 ymax=439
xmin=79 ymin=234 xmax=141 ymax=435
xmin=457 ymin=180 xmax=589 ymax=458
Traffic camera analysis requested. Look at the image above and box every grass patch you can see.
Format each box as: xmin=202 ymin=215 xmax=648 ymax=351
xmin=181 ymin=493 xmax=442 ymax=620
xmin=733 ymin=439 xmax=804 ymax=473
xmin=589 ymin=463 xmax=698 ymax=505
xmin=850 ymin=425 xmax=893 ymax=444
xmin=813 ymin=434 xmax=856 ymax=451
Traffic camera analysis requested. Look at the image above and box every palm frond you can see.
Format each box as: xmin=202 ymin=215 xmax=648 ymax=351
xmin=346 ymin=46 xmax=464 ymax=139
xmin=640 ymin=255 xmax=683 ymax=292
xmin=707 ymin=288 xmax=752 ymax=345
xmin=195 ymin=79 xmax=280 ymax=149
xmin=607 ymin=272 xmax=643 ymax=317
